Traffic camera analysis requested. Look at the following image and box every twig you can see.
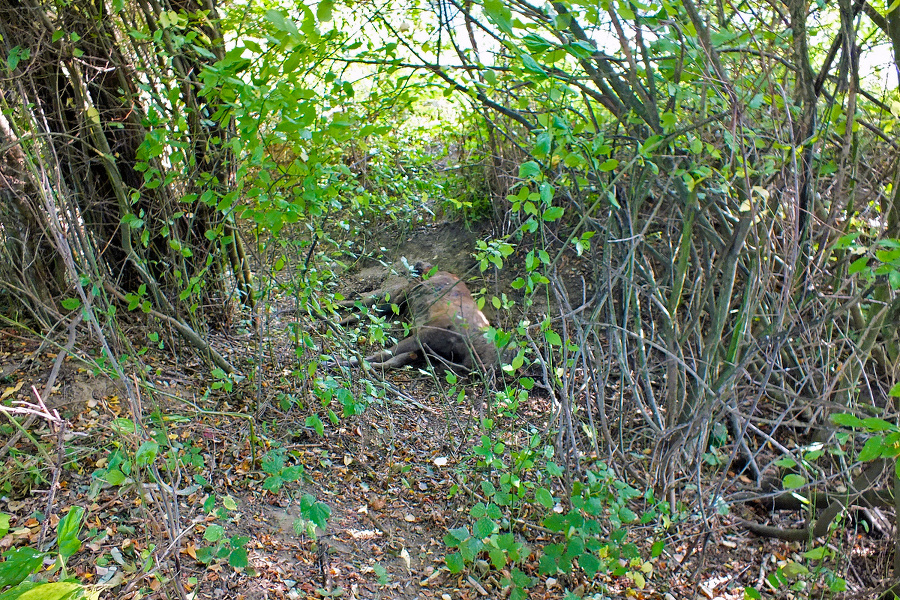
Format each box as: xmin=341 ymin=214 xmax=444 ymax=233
xmin=10 ymin=385 xmax=68 ymax=550
xmin=0 ymin=314 xmax=80 ymax=461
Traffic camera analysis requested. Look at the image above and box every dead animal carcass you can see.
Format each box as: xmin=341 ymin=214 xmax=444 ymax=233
xmin=335 ymin=268 xmax=501 ymax=372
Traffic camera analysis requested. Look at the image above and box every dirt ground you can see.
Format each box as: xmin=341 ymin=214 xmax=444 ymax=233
xmin=0 ymin=220 xmax=893 ymax=599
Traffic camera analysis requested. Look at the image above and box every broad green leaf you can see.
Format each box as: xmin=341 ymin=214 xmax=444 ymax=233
xmin=534 ymin=132 xmax=551 ymax=157
xmin=308 ymin=500 xmax=331 ymax=530
xmin=544 ymin=330 xmax=561 ymax=346
xmin=61 ymin=297 xmax=81 ymax=310
xmin=618 ymin=507 xmax=637 ymax=522
xmin=803 ymin=546 xmax=831 ymax=559
xmin=229 ymin=547 xmax=249 ymax=568
xmin=849 ymin=256 xmax=869 ymax=274
xmin=565 ymin=40 xmax=596 ymax=59
xmin=534 ymin=487 xmax=554 ymax=509
xmin=830 ymin=413 xmax=865 ymax=428
xmin=579 ymin=551 xmax=600 ymax=577
xmin=204 ymin=524 xmax=225 ymax=542
xmin=521 ymin=55 xmax=546 ymax=76
xmin=134 ymin=441 xmax=159 ymax=467
xmin=833 ymin=233 xmax=861 ymax=249
xmin=487 ymin=546 xmax=506 ymax=569
xmin=519 ymin=161 xmax=541 ymax=179
xmin=599 ymin=158 xmax=619 ymax=171
xmin=17 ymin=581 xmax=95 ymax=600
xmin=782 ymin=474 xmax=805 ymax=489
xmin=445 ymin=551 xmax=465 ymax=573
xmin=781 ymin=561 xmax=809 ymax=578
xmin=444 ymin=527 xmax=469 ymax=546
xmin=316 ymin=0 xmax=333 ymax=22
xmin=305 ymin=414 xmax=324 ymax=436
xmin=57 ymin=506 xmax=85 ymax=559
xmin=110 ymin=418 xmax=136 ymax=434
xmin=862 ymin=417 xmax=895 ymax=432
xmin=482 ymin=0 xmax=513 ymax=34
xmin=542 ymin=206 xmax=564 ymax=221
xmin=858 ymin=436 xmax=883 ymax=461
xmin=301 ymin=494 xmax=331 ymax=530
xmin=473 ymin=517 xmax=497 ymax=538
xmin=522 ymin=33 xmax=552 ymax=53
xmin=105 ymin=469 xmax=126 ymax=485
xmin=0 ymin=547 xmax=45 ymax=588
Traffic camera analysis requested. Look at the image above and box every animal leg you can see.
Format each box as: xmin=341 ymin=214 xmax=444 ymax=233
xmin=364 ymin=336 xmax=422 ymax=369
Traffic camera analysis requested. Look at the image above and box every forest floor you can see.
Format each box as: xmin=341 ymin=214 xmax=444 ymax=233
xmin=0 ymin=220 xmax=892 ymax=599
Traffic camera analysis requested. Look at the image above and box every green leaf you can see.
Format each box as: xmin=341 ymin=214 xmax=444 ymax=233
xmin=482 ymin=0 xmax=513 ymax=35
xmin=204 ymin=524 xmax=225 ymax=542
xmin=305 ymin=414 xmax=324 ymax=436
xmin=522 ymin=33 xmax=552 ymax=53
xmin=565 ymin=40 xmax=596 ymax=59
xmin=534 ymin=132 xmax=551 ymax=157
xmin=17 ymin=581 xmax=90 ymax=600
xmin=445 ymin=551 xmax=465 ymax=573
xmin=134 ymin=441 xmax=159 ymax=467
xmin=445 ymin=527 xmax=470 ymax=546
xmin=534 ymin=487 xmax=554 ymax=509
xmin=599 ymin=158 xmax=619 ymax=171
xmin=488 ymin=546 xmax=506 ymax=569
xmin=833 ymin=233 xmax=861 ymax=249
xmin=0 ymin=547 xmax=45 ymax=588
xmin=105 ymin=469 xmax=126 ymax=485
xmin=858 ymin=436 xmax=883 ymax=462
xmin=803 ymin=546 xmax=831 ymax=560
xmin=228 ymin=547 xmax=249 ymax=568
xmin=61 ymin=297 xmax=81 ymax=310
xmin=861 ymin=417 xmax=895 ymax=432
xmin=521 ymin=54 xmax=546 ymax=76
xmin=849 ymin=256 xmax=869 ymax=274
xmin=265 ymin=9 xmax=300 ymax=38
xmin=782 ymin=474 xmax=805 ymax=489
xmin=744 ymin=586 xmax=762 ymax=599
xmin=518 ymin=161 xmax=541 ymax=179
xmin=781 ymin=561 xmax=809 ymax=578
xmin=542 ymin=206 xmax=563 ymax=221
xmin=110 ymin=418 xmax=136 ymax=434
xmin=830 ymin=413 xmax=865 ymax=428
xmin=263 ymin=475 xmax=284 ymax=493
xmin=282 ymin=466 xmax=302 ymax=481
xmin=301 ymin=494 xmax=331 ymax=530
xmin=618 ymin=507 xmax=638 ymax=522
xmin=57 ymin=506 xmax=84 ymax=559
xmin=473 ymin=517 xmax=497 ymax=538
xmin=316 ymin=0 xmax=333 ymax=22
xmin=579 ymin=552 xmax=600 ymax=577
xmin=891 ymin=382 xmax=900 ymax=398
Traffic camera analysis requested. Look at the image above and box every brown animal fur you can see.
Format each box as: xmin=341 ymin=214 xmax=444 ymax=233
xmin=337 ymin=269 xmax=500 ymax=372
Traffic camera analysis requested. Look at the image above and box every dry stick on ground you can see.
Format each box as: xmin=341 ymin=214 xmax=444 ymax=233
xmin=0 ymin=385 xmax=69 ymax=549
xmin=0 ymin=314 xmax=81 ymax=461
